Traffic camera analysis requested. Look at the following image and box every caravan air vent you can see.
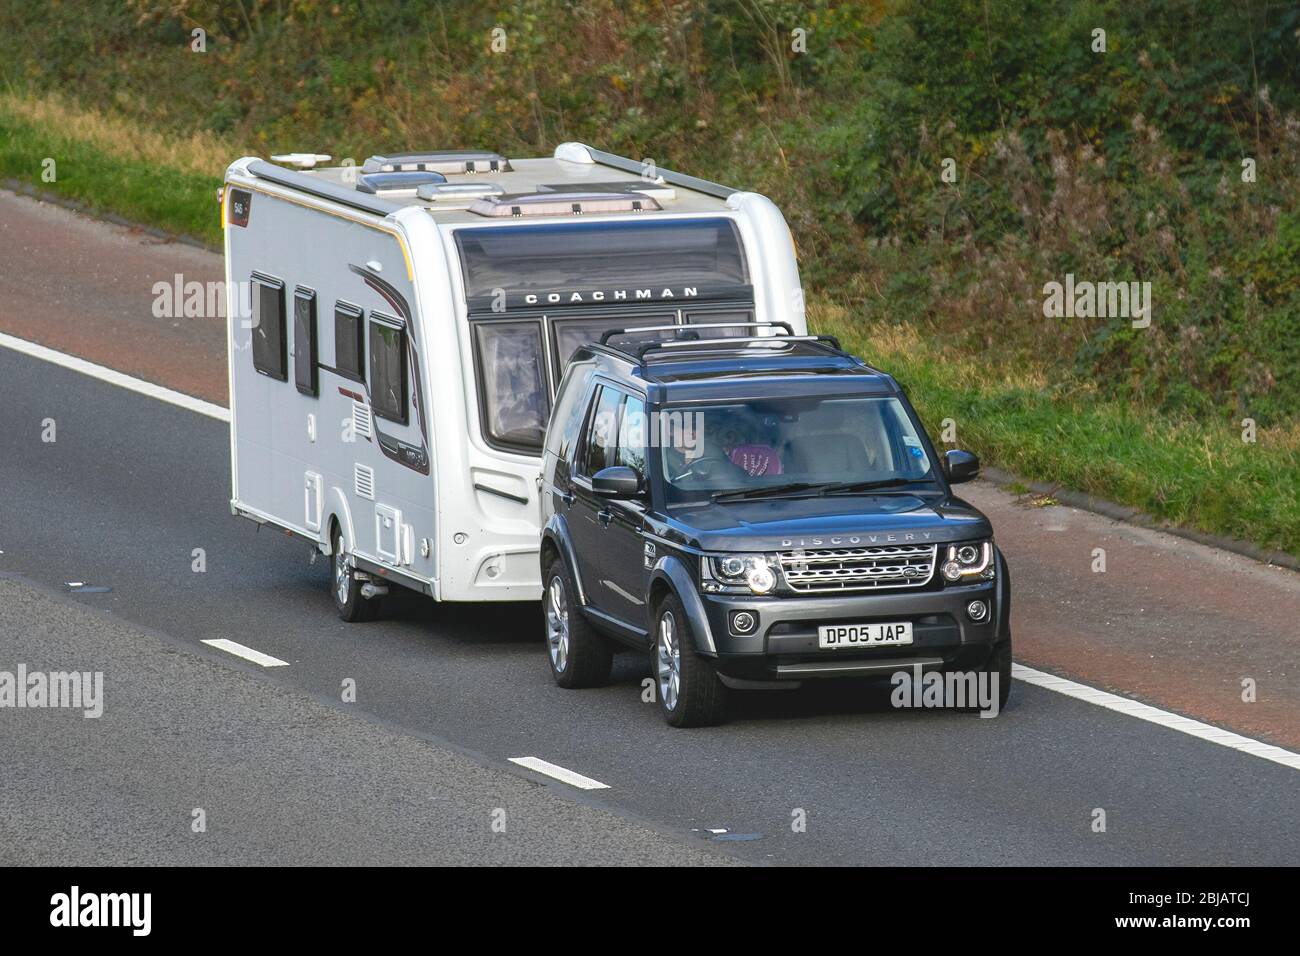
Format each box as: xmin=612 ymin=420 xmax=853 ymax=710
xmin=363 ymin=151 xmax=513 ymax=175
xmin=538 ymin=181 xmax=676 ymax=202
xmin=357 ymin=171 xmax=448 ymax=195
xmin=354 ymin=464 xmax=375 ymax=500
xmin=468 ymin=192 xmax=662 ymax=218
xmin=415 ymin=182 xmax=505 ymax=203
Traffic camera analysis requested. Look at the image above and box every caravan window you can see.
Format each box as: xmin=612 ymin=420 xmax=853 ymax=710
xmin=550 ymin=315 xmax=673 ymax=383
xmin=251 ymin=274 xmax=287 ymax=381
xmin=687 ymin=309 xmax=754 ymax=337
xmin=474 ymin=321 xmax=550 ymax=451
xmin=293 ymin=287 xmax=318 ymax=396
xmin=334 ymin=302 xmax=364 ymax=382
xmin=369 ymin=316 xmax=408 ymax=425
xmin=456 ymin=218 xmax=748 ymax=308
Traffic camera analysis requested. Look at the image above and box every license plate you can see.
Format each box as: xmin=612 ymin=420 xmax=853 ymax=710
xmin=818 ymin=621 xmax=913 ymax=649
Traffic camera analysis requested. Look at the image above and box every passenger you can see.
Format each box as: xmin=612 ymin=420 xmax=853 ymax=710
xmin=720 ymin=413 xmax=783 ymax=478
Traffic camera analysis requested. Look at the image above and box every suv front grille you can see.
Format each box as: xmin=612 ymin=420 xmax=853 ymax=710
xmin=778 ymin=545 xmax=937 ymax=593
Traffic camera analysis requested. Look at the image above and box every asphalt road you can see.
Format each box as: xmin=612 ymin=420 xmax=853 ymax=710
xmin=1 ymin=345 xmax=1297 ymax=865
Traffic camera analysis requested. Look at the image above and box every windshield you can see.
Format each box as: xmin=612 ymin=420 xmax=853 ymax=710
xmin=657 ymin=395 xmax=936 ymax=505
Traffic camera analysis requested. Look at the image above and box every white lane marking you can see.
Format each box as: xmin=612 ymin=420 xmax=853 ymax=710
xmin=201 ymin=638 xmax=289 ymax=668
xmin=509 ymin=756 xmax=610 ymax=790
xmin=1013 ymin=664 xmax=1300 ymax=771
xmin=0 ymin=331 xmax=230 ymax=422
xmin=5 ymin=333 xmax=1298 ymax=772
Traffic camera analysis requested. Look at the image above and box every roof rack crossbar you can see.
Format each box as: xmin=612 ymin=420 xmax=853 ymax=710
xmin=597 ymin=321 xmax=794 ymax=345
xmin=633 ymin=334 xmax=841 ymax=360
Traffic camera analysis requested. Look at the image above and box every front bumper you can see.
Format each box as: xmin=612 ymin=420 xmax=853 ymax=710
xmin=699 ymin=580 xmax=1006 ymax=683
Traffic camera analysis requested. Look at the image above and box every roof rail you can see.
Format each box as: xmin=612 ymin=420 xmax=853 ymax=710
xmin=249 ymin=159 xmax=401 ymax=216
xmin=598 ymin=321 xmax=794 ymax=345
xmin=554 ymin=143 xmax=737 ymax=200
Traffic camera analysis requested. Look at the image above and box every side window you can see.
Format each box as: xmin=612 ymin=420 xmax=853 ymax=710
xmin=334 ymin=302 xmax=364 ymax=382
xmin=293 ymin=287 xmax=318 ymax=396
xmin=582 ymin=386 xmax=622 ymax=477
xmin=473 ymin=321 xmax=550 ymax=450
xmin=617 ymin=394 xmax=647 ymax=473
xmin=251 ymin=273 xmax=287 ymax=381
xmin=545 ymin=360 xmax=595 ymax=459
xmin=369 ymin=316 xmax=408 ymax=425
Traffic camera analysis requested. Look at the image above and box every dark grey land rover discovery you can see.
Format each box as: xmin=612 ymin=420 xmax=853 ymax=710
xmin=539 ymin=325 xmax=1011 ymax=726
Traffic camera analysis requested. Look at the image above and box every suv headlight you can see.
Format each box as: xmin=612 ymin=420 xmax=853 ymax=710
xmin=707 ymin=554 xmax=778 ymax=594
xmin=941 ymin=541 xmax=995 ymax=583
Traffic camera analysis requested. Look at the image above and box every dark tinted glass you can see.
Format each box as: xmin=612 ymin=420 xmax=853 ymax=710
xmin=369 ymin=319 xmax=407 ymax=424
xmin=293 ymin=288 xmax=318 ymax=396
xmin=334 ymin=302 xmax=364 ymax=380
xmin=251 ymin=275 xmax=287 ymax=381
xmin=456 ymin=218 xmax=747 ymax=300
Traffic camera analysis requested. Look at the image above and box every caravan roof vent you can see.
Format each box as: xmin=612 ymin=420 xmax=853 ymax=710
xmin=363 ymin=151 xmax=513 ymax=175
xmin=468 ymin=191 xmax=662 ymax=218
xmin=415 ymin=182 xmax=505 ymax=203
xmin=356 ymin=170 xmax=449 ymax=195
xmin=538 ymin=180 xmax=676 ymax=202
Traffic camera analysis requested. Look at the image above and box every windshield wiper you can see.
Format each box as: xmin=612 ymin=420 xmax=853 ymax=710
xmin=816 ymin=477 xmax=923 ymax=495
xmin=711 ymin=481 xmax=826 ymax=502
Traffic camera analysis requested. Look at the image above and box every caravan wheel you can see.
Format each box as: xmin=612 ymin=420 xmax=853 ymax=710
xmin=331 ymin=526 xmax=381 ymax=623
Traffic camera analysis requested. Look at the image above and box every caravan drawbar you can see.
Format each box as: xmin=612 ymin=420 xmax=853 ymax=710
xmin=222 ymin=143 xmax=806 ymax=614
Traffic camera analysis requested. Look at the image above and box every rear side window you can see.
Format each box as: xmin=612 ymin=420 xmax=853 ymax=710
xmin=251 ymin=274 xmax=287 ymax=381
xmin=474 ymin=321 xmax=550 ymax=451
xmin=293 ymin=287 xmax=318 ymax=396
xmin=334 ymin=302 xmax=364 ymax=382
xmin=582 ymin=386 xmax=622 ymax=477
xmin=369 ymin=316 xmax=408 ymax=425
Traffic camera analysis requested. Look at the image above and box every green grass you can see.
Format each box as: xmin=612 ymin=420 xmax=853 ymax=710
xmin=819 ymin=311 xmax=1300 ymax=557
xmin=0 ymin=108 xmax=220 ymax=247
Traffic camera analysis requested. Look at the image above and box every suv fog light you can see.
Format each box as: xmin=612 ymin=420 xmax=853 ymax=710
xmin=966 ymin=600 xmax=989 ymax=622
xmin=731 ymin=610 xmax=757 ymax=634
xmin=746 ymin=564 xmax=776 ymax=594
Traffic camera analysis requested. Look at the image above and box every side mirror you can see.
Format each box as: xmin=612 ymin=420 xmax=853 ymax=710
xmin=943 ymin=449 xmax=980 ymax=484
xmin=592 ymin=465 xmax=643 ymax=499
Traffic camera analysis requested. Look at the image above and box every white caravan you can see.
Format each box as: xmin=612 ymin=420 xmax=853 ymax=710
xmin=222 ymin=144 xmax=805 ymax=615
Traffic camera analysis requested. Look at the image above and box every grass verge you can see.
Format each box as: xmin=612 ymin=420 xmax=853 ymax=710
xmin=1 ymin=92 xmax=1295 ymax=559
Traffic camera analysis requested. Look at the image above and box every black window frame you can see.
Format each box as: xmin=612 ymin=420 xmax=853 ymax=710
xmin=333 ymin=301 xmax=365 ymax=383
xmin=250 ymin=273 xmax=287 ymax=381
xmin=293 ymin=286 xmax=319 ymax=396
xmin=368 ymin=313 xmax=409 ymax=426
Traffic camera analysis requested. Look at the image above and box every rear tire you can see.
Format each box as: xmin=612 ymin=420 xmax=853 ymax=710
xmin=543 ymin=556 xmax=613 ymax=688
xmin=331 ymin=525 xmax=381 ymax=623
xmin=654 ymin=593 xmax=728 ymax=727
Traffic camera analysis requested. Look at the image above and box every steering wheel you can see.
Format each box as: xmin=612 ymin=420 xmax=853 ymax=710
xmin=676 ymin=454 xmax=736 ymax=481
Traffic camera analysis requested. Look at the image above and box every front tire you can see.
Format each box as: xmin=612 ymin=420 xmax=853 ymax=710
xmin=543 ymin=556 xmax=613 ymax=688
xmin=978 ymin=637 xmax=1012 ymax=711
xmin=331 ymin=526 xmax=381 ymax=623
xmin=655 ymin=593 xmax=728 ymax=727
